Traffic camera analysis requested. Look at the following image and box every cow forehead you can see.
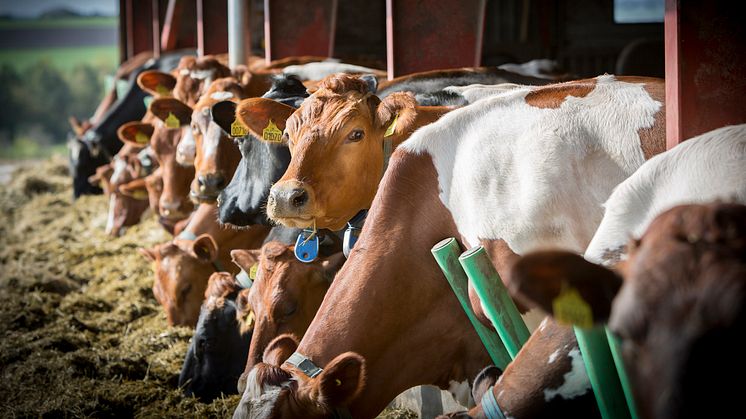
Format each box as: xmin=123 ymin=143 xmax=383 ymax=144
xmin=287 ymin=92 xmax=372 ymax=137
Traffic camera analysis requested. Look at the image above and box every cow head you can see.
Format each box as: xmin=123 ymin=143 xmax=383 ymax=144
xmin=237 ymin=74 xmax=429 ymax=230
xmin=188 ymin=77 xmax=246 ymax=203
xmin=179 ymin=272 xmax=251 ymax=402
xmin=511 ymin=203 xmax=746 ymax=419
xmin=231 ymin=242 xmax=345 ymax=391
xmin=149 ymin=97 xmax=195 ymax=221
xmin=139 ymin=233 xmax=220 ymax=327
xmin=174 ymin=55 xmax=232 ymax=107
xmin=236 ymin=334 xmax=367 ymax=419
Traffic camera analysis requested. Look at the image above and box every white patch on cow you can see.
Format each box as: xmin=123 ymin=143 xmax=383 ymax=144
xmin=201 ymin=126 xmax=220 ymax=159
xmin=444 ymin=83 xmax=524 ymax=103
xmin=585 ymin=124 xmax=746 ymax=265
xmin=190 ymin=69 xmax=215 ymax=80
xmin=180 ymin=68 xmax=190 ymax=76
xmin=448 ymin=379 xmax=474 ymax=408
xmin=401 ymin=75 xmax=662 ymax=255
xmin=543 ymin=348 xmax=590 ymax=401
xmin=210 ymin=91 xmax=234 ymax=101
xmin=548 ymin=349 xmax=561 ymax=364
xmin=177 ymin=127 xmax=196 ymax=166
xmin=539 ymin=317 xmax=549 ymax=332
xmin=105 ymin=194 xmax=117 ymax=235
xmin=282 ymin=62 xmax=382 ymax=81
xmin=110 ymin=157 xmax=128 ymax=185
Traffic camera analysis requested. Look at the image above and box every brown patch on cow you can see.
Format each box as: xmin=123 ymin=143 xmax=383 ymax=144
xmin=173 ymin=55 xmax=232 ymax=106
xmin=193 ymin=77 xmax=246 ymax=110
xmin=524 ymin=78 xmax=598 ymax=109
xmin=204 ymin=271 xmax=240 ymax=300
xmin=635 ymin=77 xmax=666 ymax=159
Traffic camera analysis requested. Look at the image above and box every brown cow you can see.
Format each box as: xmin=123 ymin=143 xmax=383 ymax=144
xmin=507 ymin=203 xmax=746 ymax=419
xmin=236 ymin=74 xmax=451 ymax=230
xmin=146 ymin=97 xmax=196 ymax=222
xmin=234 ymin=75 xmax=666 ymax=418
xmin=188 ymin=77 xmax=247 ymax=202
xmin=231 ymin=242 xmax=345 ymax=391
xmin=139 ymin=203 xmax=270 ymax=327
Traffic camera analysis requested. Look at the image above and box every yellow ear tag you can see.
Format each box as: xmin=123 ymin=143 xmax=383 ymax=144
xmin=262 ymin=119 xmax=283 ymax=142
xmin=165 ymin=112 xmax=180 ymax=129
xmin=131 ymin=189 xmax=149 ymax=200
xmin=135 ymin=131 xmax=149 ymax=145
xmin=249 ymin=263 xmax=258 ymax=280
xmin=384 ymin=114 xmax=399 ymax=137
xmin=156 ymin=83 xmax=170 ymax=96
xmin=552 ymin=284 xmax=593 ymax=329
xmin=230 ymin=118 xmax=248 ymax=138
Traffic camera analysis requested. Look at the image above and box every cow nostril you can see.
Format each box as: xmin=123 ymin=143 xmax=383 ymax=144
xmin=197 ymin=176 xmax=206 ymax=186
xmin=290 ymin=189 xmax=308 ymax=208
xmin=215 ymin=177 xmax=225 ymax=189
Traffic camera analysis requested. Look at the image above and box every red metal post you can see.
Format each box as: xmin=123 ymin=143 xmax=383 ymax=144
xmin=264 ymin=0 xmax=338 ymax=62
xmin=664 ymin=0 xmax=746 ymax=149
xmin=152 ymin=0 xmax=161 ymax=57
xmin=386 ymin=0 xmax=486 ymax=79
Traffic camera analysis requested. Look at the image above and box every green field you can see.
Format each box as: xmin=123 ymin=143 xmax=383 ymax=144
xmin=0 ymin=16 xmax=117 ymax=29
xmin=0 ymin=45 xmax=118 ymax=72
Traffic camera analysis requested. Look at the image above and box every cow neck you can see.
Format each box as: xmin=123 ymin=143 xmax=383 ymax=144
xmin=287 ymin=150 xmax=490 ymax=417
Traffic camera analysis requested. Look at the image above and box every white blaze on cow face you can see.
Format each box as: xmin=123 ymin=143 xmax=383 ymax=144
xmin=401 ymin=75 xmax=662 ymax=254
xmin=543 ymin=348 xmax=590 ymax=401
xmin=177 ymin=126 xmax=196 ymax=166
xmin=110 ymin=157 xmax=128 ymax=185
xmin=584 ymin=124 xmax=746 ymax=265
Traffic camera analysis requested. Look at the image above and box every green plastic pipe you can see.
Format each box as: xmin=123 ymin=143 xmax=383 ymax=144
xmin=574 ymin=325 xmax=631 ymax=419
xmin=431 ymin=238 xmax=511 ymax=369
xmin=606 ymin=327 xmax=639 ymax=419
xmin=458 ymin=245 xmax=530 ymax=359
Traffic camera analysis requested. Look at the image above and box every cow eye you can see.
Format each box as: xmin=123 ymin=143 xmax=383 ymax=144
xmin=347 ymin=129 xmax=364 ymax=143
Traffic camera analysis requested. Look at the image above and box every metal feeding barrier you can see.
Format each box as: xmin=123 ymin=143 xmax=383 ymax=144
xmin=431 ymin=237 xmax=638 ymax=419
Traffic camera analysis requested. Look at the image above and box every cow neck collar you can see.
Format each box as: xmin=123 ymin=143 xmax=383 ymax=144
xmin=284 ymin=352 xmax=353 ymax=419
xmin=176 ymin=230 xmax=226 ymax=272
xmin=481 ymin=385 xmax=506 ymax=419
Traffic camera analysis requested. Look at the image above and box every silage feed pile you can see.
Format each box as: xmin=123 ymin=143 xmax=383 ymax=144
xmin=0 ymin=157 xmax=416 ymax=419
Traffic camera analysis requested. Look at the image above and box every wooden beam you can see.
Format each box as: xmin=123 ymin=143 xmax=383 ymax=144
xmin=665 ymin=0 xmax=746 ymax=148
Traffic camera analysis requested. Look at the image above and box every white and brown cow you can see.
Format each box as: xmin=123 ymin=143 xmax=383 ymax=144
xmin=234 ymin=75 xmax=666 ymax=418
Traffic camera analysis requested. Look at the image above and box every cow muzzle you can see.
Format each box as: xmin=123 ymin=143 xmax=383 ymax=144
xmin=191 ymin=173 xmax=225 ymax=203
xmin=267 ymin=180 xmax=316 ymax=227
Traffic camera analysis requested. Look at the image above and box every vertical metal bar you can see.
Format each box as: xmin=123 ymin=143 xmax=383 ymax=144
xmin=151 ymin=0 xmax=161 ymax=57
xmin=664 ymin=0 xmax=680 ymax=149
xmin=606 ymin=328 xmax=639 ymax=419
xmin=327 ymin=0 xmax=338 ymax=58
xmin=575 ymin=326 xmax=631 ymax=419
xmin=125 ymin=0 xmax=134 ymax=59
xmin=228 ymin=0 xmax=248 ymax=68
xmin=458 ymin=245 xmax=530 ymax=359
xmin=196 ymin=0 xmax=204 ymax=57
xmin=431 ymin=238 xmax=512 ymax=370
xmin=263 ymin=0 xmax=271 ymax=64
xmin=385 ymin=0 xmax=394 ymax=80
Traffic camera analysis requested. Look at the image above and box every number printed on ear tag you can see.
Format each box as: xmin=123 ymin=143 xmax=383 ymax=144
xmin=294 ymin=229 xmax=319 ymax=263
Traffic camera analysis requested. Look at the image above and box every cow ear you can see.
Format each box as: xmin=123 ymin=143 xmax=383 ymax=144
xmin=117 ymin=121 xmax=154 ymax=147
xmin=509 ymin=251 xmax=623 ymax=326
xmin=375 ymin=92 xmax=418 ymax=138
xmin=314 ymin=352 xmax=366 ymax=407
xmin=235 ymin=97 xmax=296 ymax=140
xmin=230 ymin=248 xmax=262 ymax=272
xmin=472 ymin=365 xmax=502 ymax=404
xmin=263 ymin=334 xmax=299 ymax=366
xmin=150 ymin=98 xmax=192 ymax=127
xmin=138 ymin=247 xmax=157 ymax=262
xmin=191 ymin=234 xmax=218 ymax=262
xmin=137 ymin=70 xmax=176 ymax=97
xmin=320 ymin=252 xmax=346 ymax=282
xmin=211 ymin=100 xmax=238 ymax=135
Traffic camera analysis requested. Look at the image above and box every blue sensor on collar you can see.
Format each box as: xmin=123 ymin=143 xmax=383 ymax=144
xmin=294 ymin=229 xmax=319 ymax=263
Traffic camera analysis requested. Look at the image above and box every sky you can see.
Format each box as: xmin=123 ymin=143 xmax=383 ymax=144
xmin=0 ymin=0 xmax=118 ymax=17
